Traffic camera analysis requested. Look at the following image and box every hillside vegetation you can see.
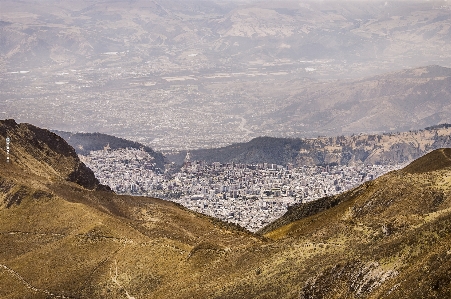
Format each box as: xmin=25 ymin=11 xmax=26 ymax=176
xmin=1 ymin=120 xmax=451 ymax=298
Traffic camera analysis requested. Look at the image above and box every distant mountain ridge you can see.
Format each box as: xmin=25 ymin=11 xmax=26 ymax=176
xmin=258 ymin=64 xmax=451 ymax=140
xmin=1 ymin=0 xmax=450 ymax=77
xmin=167 ymin=124 xmax=451 ymax=167
xmin=54 ymin=123 xmax=451 ymax=171
xmin=53 ymin=130 xmax=166 ymax=170
xmin=2 ymin=0 xmax=451 ymax=149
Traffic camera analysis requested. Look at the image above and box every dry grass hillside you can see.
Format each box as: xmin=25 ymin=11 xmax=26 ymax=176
xmin=1 ymin=120 xmax=451 ymax=298
xmin=262 ymin=148 xmax=451 ymax=299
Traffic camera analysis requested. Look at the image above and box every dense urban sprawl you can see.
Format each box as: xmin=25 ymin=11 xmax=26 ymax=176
xmin=81 ymin=148 xmax=406 ymax=231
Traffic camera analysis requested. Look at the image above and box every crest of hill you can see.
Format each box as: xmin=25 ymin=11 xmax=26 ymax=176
xmin=403 ymin=147 xmax=451 ymax=174
xmin=257 ymin=186 xmax=367 ymax=236
xmin=256 ymin=148 xmax=451 ymax=298
xmin=260 ymin=148 xmax=451 ymax=238
xmin=258 ymin=149 xmax=451 ymax=235
xmin=0 ymin=119 xmax=109 ymax=190
xmin=171 ymin=136 xmax=305 ymax=166
xmin=54 ymin=130 xmax=166 ymax=170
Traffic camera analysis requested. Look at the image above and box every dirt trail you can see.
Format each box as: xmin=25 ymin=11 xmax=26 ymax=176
xmin=0 ymin=263 xmax=75 ymax=298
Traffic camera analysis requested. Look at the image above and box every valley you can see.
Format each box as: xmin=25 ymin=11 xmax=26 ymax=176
xmin=1 ymin=0 xmax=451 ymax=297
xmin=81 ymin=147 xmax=403 ymax=231
xmin=1 ymin=120 xmax=451 ymax=299
xmin=67 ymin=124 xmax=451 ymax=232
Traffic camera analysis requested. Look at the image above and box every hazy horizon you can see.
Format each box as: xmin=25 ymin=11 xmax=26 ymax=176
xmin=1 ymin=0 xmax=450 ymax=150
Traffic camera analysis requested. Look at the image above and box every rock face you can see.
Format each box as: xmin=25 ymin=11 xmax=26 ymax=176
xmin=1 ymin=121 xmax=451 ymax=299
xmin=0 ymin=119 xmax=109 ymax=190
xmin=169 ymin=124 xmax=451 ymax=166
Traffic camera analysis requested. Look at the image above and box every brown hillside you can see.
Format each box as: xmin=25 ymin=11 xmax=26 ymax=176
xmin=403 ymin=148 xmax=451 ymax=174
xmin=0 ymin=119 xmax=108 ymax=190
xmin=261 ymin=148 xmax=451 ymax=299
xmin=1 ymin=121 xmax=451 ymax=298
xmin=0 ymin=121 xmax=263 ymax=299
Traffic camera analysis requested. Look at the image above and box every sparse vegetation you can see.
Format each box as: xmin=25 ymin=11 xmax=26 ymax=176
xmin=2 ymin=120 xmax=451 ymax=298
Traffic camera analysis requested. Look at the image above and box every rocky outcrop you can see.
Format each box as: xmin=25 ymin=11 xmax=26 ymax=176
xmin=0 ymin=119 xmax=110 ymax=191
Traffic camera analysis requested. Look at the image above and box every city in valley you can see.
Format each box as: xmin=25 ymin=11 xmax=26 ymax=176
xmin=1 ymin=0 xmax=450 ymax=231
xmin=81 ymin=147 xmax=405 ymax=231
xmin=2 ymin=1 xmax=451 ymax=297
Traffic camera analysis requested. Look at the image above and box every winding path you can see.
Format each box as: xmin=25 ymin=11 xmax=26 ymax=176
xmin=0 ymin=264 xmax=75 ymax=298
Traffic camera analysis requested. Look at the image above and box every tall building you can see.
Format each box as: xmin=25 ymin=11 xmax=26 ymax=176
xmin=183 ymin=152 xmax=192 ymax=168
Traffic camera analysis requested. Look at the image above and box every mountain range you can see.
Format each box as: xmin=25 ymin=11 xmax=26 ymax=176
xmin=167 ymin=123 xmax=451 ymax=167
xmin=1 ymin=0 xmax=450 ymax=76
xmin=2 ymin=120 xmax=451 ymax=298
xmin=259 ymin=65 xmax=451 ymax=139
xmin=53 ymin=122 xmax=451 ymax=170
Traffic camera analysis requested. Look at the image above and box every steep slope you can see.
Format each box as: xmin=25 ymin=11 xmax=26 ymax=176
xmin=0 ymin=120 xmax=262 ymax=299
xmin=260 ymin=148 xmax=451 ymax=299
xmin=1 ymin=120 xmax=451 ymax=299
xmin=0 ymin=119 xmax=109 ymax=190
xmin=403 ymin=147 xmax=451 ymax=174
